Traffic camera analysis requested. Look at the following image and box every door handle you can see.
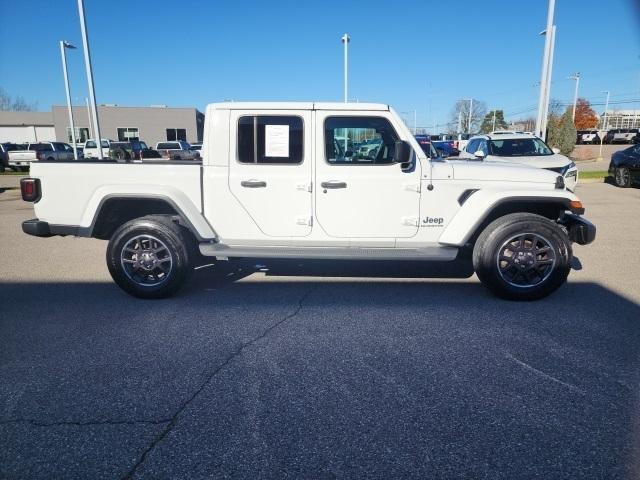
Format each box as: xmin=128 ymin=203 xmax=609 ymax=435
xmin=320 ymin=181 xmax=347 ymax=189
xmin=241 ymin=180 xmax=267 ymax=188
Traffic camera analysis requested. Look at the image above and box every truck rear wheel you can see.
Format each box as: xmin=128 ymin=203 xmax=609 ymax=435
xmin=106 ymin=216 xmax=193 ymax=299
xmin=472 ymin=213 xmax=572 ymax=301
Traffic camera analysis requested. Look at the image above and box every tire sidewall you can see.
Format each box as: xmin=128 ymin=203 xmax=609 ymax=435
xmin=106 ymin=218 xmax=191 ymax=298
xmin=615 ymin=167 xmax=630 ymax=188
xmin=474 ymin=216 xmax=571 ymax=301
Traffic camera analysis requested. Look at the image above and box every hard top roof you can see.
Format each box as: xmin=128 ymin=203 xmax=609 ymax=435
xmin=209 ymin=102 xmax=390 ymax=111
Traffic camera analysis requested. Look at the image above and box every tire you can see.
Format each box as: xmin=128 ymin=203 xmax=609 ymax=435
xmin=106 ymin=216 xmax=193 ymax=298
xmin=112 ymin=148 xmax=129 ymax=161
xmin=472 ymin=213 xmax=572 ymax=301
xmin=614 ymin=167 xmax=631 ymax=188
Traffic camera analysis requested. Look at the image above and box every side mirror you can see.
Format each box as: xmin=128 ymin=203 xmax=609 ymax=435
xmin=552 ymin=147 xmax=560 ymax=154
xmin=394 ymin=140 xmax=412 ymax=165
xmin=474 ymin=150 xmax=486 ymax=159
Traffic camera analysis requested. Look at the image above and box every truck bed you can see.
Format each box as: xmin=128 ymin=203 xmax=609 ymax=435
xmin=30 ymin=160 xmax=203 ymax=228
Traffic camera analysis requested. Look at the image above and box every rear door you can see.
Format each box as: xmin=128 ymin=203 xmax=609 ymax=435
xmin=228 ymin=110 xmax=312 ymax=237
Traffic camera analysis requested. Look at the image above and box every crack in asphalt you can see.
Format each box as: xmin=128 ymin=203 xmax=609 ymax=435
xmin=0 ymin=418 xmax=171 ymax=427
xmin=121 ymin=286 xmax=316 ymax=480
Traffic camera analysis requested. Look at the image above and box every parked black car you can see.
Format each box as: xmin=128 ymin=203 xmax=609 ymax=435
xmin=608 ymin=144 xmax=640 ymax=187
xmin=109 ymin=141 xmax=158 ymax=160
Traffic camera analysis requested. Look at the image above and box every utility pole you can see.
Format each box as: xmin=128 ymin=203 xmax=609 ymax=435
xmin=535 ymin=0 xmax=556 ymax=138
xmin=77 ymin=0 xmax=103 ymax=159
xmin=492 ymin=110 xmax=497 ymax=132
xmin=468 ymin=98 xmax=473 ymax=133
xmin=59 ymin=41 xmax=78 ymax=160
xmin=341 ymin=34 xmax=350 ymax=103
xmin=598 ymin=90 xmax=610 ymax=160
xmin=568 ymin=72 xmax=581 ymax=122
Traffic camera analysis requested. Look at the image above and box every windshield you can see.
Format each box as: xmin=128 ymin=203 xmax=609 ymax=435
xmin=488 ymin=137 xmax=552 ymax=157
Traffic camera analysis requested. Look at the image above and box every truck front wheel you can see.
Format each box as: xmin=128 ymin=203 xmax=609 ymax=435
xmin=472 ymin=213 xmax=572 ymax=301
xmin=106 ymin=216 xmax=192 ymax=298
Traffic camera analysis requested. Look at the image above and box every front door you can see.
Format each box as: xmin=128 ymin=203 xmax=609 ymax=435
xmin=314 ymin=113 xmax=421 ymax=239
xmin=228 ymin=111 xmax=312 ymax=237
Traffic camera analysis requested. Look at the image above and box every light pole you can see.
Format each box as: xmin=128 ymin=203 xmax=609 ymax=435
xmin=77 ymin=0 xmax=103 ymax=159
xmin=60 ymin=40 xmax=78 ymax=160
xmin=492 ymin=109 xmax=497 ymax=132
xmin=535 ymin=0 xmax=556 ymax=138
xmin=598 ymin=90 xmax=610 ymax=160
xmin=341 ymin=33 xmax=350 ymax=103
xmin=540 ymin=24 xmax=556 ymax=141
xmin=467 ymin=98 xmax=473 ymax=133
xmin=85 ymin=97 xmax=93 ymax=139
xmin=568 ymin=72 xmax=580 ymax=122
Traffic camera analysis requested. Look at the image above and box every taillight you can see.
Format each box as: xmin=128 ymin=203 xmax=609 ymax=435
xmin=21 ymin=178 xmax=41 ymax=202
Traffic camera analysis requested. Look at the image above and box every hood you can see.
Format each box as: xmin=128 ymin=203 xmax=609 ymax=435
xmin=448 ymin=159 xmax=562 ymax=184
xmin=486 ymin=153 xmax=571 ymax=169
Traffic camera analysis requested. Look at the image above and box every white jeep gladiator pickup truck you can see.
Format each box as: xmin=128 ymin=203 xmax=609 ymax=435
xmin=21 ymin=102 xmax=595 ymax=300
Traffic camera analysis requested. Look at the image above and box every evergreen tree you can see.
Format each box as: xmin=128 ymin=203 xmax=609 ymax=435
xmin=547 ymin=110 xmax=576 ymax=155
xmin=479 ymin=110 xmax=508 ymax=133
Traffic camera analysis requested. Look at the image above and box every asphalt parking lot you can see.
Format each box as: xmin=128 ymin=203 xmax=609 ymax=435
xmin=1 ymin=179 xmax=639 ymax=479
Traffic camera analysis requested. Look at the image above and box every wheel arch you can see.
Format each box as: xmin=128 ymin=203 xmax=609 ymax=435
xmin=440 ymin=194 xmax=576 ymax=247
xmin=86 ymin=194 xmax=216 ymax=241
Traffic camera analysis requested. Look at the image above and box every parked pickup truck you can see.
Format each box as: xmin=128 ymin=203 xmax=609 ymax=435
xmin=155 ymin=141 xmax=199 ymax=160
xmin=8 ymin=142 xmax=74 ymax=171
xmin=20 ymin=102 xmax=595 ymax=300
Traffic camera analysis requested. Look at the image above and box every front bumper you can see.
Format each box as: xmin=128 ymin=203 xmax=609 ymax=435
xmin=559 ymin=213 xmax=596 ymax=245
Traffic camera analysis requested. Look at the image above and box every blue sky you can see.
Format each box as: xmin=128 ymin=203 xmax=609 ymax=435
xmin=1 ymin=0 xmax=639 ymax=130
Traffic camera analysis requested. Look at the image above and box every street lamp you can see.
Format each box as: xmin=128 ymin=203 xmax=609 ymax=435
xmin=77 ymin=0 xmax=103 ymax=159
xmin=535 ymin=0 xmax=556 ymax=138
xmin=341 ymin=33 xmax=350 ymax=103
xmin=59 ymin=40 xmax=78 ymax=160
xmin=540 ymin=24 xmax=556 ymax=141
xmin=568 ymin=72 xmax=581 ymax=122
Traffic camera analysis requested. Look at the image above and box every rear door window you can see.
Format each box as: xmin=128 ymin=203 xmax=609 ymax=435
xmin=237 ymin=115 xmax=303 ymax=164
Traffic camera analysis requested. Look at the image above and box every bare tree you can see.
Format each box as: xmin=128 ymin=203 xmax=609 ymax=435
xmin=449 ymin=99 xmax=487 ymax=133
xmin=0 ymin=87 xmax=37 ymax=111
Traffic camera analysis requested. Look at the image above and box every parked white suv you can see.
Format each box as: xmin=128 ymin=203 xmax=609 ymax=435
xmin=459 ymin=133 xmax=578 ymax=191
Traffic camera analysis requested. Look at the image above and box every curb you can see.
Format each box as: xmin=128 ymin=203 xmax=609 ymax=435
xmin=578 ymin=178 xmax=605 ymax=184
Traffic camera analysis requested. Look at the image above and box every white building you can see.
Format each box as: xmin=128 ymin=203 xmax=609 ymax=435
xmin=0 ymin=111 xmax=55 ymax=143
xmin=600 ymin=110 xmax=640 ymax=129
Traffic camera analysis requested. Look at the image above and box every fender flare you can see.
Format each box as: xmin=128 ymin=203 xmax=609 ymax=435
xmin=80 ymin=186 xmax=217 ymax=241
xmin=438 ymin=190 xmax=579 ymax=247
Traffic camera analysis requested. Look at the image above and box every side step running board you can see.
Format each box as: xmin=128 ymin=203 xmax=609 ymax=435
xmin=199 ymin=244 xmax=459 ymax=261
